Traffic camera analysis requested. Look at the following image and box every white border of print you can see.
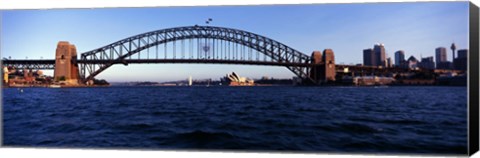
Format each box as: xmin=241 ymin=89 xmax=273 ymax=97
xmin=0 ymin=0 xmax=479 ymax=158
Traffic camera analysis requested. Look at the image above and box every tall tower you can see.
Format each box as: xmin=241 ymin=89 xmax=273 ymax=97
xmin=450 ymin=43 xmax=456 ymax=61
xmin=450 ymin=43 xmax=456 ymax=70
xmin=363 ymin=48 xmax=375 ymax=66
xmin=435 ymin=47 xmax=447 ymax=69
xmin=54 ymin=41 xmax=80 ymax=85
xmin=394 ymin=50 xmax=405 ymax=67
xmin=374 ymin=43 xmax=386 ymax=67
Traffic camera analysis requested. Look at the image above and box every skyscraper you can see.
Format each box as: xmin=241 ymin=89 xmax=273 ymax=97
xmin=419 ymin=56 xmax=435 ymax=70
xmin=454 ymin=49 xmax=468 ymax=71
xmin=435 ymin=47 xmax=447 ymax=69
xmin=435 ymin=47 xmax=447 ymax=62
xmin=363 ymin=48 xmax=375 ymax=66
xmin=457 ymin=49 xmax=468 ymax=58
xmin=374 ymin=43 xmax=386 ymax=67
xmin=394 ymin=50 xmax=405 ymax=66
xmin=386 ymin=57 xmax=393 ymax=68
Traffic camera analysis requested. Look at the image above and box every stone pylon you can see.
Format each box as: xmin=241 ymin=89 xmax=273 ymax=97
xmin=54 ymin=41 xmax=80 ymax=85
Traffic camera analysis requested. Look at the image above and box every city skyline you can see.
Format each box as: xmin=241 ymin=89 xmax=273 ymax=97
xmin=1 ymin=2 xmax=469 ymax=82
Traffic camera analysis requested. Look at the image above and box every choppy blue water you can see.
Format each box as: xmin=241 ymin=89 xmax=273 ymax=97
xmin=2 ymin=86 xmax=467 ymax=154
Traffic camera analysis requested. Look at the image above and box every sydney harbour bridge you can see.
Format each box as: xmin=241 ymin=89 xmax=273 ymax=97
xmin=1 ymin=25 xmax=409 ymax=85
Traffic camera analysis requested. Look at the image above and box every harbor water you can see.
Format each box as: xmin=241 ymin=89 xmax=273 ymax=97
xmin=2 ymin=86 xmax=468 ymax=154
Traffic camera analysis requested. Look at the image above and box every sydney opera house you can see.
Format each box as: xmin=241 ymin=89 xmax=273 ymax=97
xmin=222 ymin=72 xmax=255 ymax=86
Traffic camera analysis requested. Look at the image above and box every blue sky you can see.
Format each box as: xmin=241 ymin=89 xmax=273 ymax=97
xmin=1 ymin=2 xmax=469 ymax=82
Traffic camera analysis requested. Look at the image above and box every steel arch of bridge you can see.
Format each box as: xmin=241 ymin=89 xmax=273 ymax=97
xmin=80 ymin=25 xmax=314 ymax=83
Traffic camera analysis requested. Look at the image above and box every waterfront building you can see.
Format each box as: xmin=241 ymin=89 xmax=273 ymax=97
xmin=457 ymin=49 xmax=468 ymax=58
xmin=437 ymin=61 xmax=452 ymax=70
xmin=20 ymin=69 xmax=35 ymax=84
xmin=407 ymin=56 xmax=418 ymax=70
xmin=454 ymin=49 xmax=468 ymax=71
xmin=386 ymin=57 xmax=393 ymax=68
xmin=394 ymin=50 xmax=405 ymax=66
xmin=3 ymin=66 xmax=8 ymax=84
xmin=363 ymin=48 xmax=375 ymax=66
xmin=435 ymin=47 xmax=448 ymax=69
xmin=419 ymin=56 xmax=435 ymax=70
xmin=292 ymin=77 xmax=302 ymax=85
xmin=352 ymin=76 xmax=395 ymax=86
xmin=224 ymin=72 xmax=254 ymax=86
xmin=36 ymin=70 xmax=43 ymax=76
xmin=374 ymin=43 xmax=386 ymax=67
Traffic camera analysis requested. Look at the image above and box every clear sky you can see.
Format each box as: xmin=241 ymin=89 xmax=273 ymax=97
xmin=1 ymin=2 xmax=469 ymax=82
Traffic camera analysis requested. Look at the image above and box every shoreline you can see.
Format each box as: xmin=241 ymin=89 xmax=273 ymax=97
xmin=2 ymin=83 xmax=467 ymax=88
xmin=3 ymin=84 xmax=110 ymax=88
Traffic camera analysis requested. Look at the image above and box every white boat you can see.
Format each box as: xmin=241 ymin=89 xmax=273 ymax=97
xmin=49 ymin=85 xmax=61 ymax=88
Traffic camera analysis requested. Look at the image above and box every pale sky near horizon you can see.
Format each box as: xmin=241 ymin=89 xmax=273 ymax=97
xmin=1 ymin=2 xmax=469 ymax=82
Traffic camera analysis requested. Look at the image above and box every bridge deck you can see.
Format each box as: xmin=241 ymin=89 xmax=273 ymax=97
xmin=2 ymin=59 xmax=434 ymax=74
xmin=80 ymin=59 xmax=314 ymax=67
xmin=3 ymin=60 xmax=450 ymax=79
xmin=2 ymin=59 xmax=315 ymax=68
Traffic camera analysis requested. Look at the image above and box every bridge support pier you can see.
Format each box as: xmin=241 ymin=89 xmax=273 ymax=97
xmin=309 ymin=49 xmax=336 ymax=84
xmin=54 ymin=41 xmax=81 ymax=85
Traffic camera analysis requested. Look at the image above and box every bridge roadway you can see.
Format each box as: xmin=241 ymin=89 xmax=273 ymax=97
xmin=2 ymin=59 xmax=314 ymax=69
xmin=2 ymin=59 xmax=56 ymax=70
xmin=2 ymin=59 xmax=428 ymax=74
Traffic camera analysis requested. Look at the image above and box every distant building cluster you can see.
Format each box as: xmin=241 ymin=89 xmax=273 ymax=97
xmin=347 ymin=42 xmax=468 ymax=86
xmin=2 ymin=66 xmax=52 ymax=86
xmin=363 ymin=43 xmax=393 ymax=68
xmin=362 ymin=43 xmax=467 ymax=71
